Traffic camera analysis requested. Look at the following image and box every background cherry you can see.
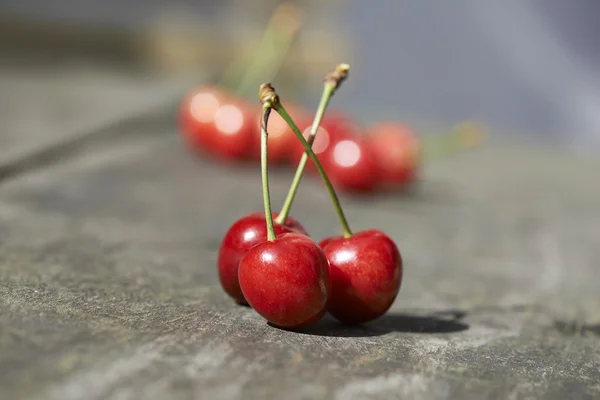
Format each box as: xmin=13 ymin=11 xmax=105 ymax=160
xmin=205 ymin=98 xmax=258 ymax=162
xmin=179 ymin=86 xmax=229 ymax=153
xmin=238 ymin=232 xmax=330 ymax=328
xmin=218 ymin=212 xmax=307 ymax=304
xmin=323 ymin=135 xmax=380 ymax=192
xmin=288 ymin=112 xmax=360 ymax=174
xmin=319 ymin=229 xmax=402 ymax=325
xmin=179 ymin=86 xmax=258 ymax=162
xmin=179 ymin=2 xmax=303 ymax=163
xmin=367 ymin=122 xmax=420 ymax=185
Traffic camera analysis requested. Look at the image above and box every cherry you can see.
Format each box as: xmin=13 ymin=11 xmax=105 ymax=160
xmin=288 ymin=112 xmax=360 ymax=174
xmin=367 ymin=121 xmax=487 ymax=187
xmin=205 ymin=98 xmax=257 ymax=161
xmin=367 ymin=122 xmax=420 ymax=185
xmin=323 ymin=135 xmax=380 ymax=192
xmin=179 ymin=87 xmax=257 ymax=162
xmin=179 ymin=85 xmax=229 ymax=153
xmin=217 ymin=212 xmax=307 ymax=304
xmin=319 ymin=229 xmax=402 ymax=325
xmin=238 ymin=232 xmax=330 ymax=328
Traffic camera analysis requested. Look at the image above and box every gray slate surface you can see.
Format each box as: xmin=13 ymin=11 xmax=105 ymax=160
xmin=0 ymin=62 xmax=190 ymax=172
xmin=0 ymin=59 xmax=599 ymax=400
xmin=0 ymin=106 xmax=599 ymax=399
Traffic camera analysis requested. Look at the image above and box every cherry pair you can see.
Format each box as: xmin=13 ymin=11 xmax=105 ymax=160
xmin=219 ymin=212 xmax=402 ymax=328
xmin=218 ymin=67 xmax=403 ymax=329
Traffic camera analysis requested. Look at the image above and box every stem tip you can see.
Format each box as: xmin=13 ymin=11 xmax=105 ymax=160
xmin=259 ymin=83 xmax=280 ymax=108
xmin=324 ymin=63 xmax=350 ymax=89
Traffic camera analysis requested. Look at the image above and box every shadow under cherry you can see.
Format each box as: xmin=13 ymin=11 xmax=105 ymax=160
xmin=271 ymin=309 xmax=470 ymax=337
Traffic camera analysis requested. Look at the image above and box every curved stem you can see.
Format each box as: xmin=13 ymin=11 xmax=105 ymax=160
xmin=276 ymin=104 xmax=353 ymax=238
xmin=275 ymin=84 xmax=336 ymax=225
xmin=261 ymin=106 xmax=276 ymax=241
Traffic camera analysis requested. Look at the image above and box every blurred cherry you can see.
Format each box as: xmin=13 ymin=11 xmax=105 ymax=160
xmin=179 ymin=85 xmax=228 ymax=152
xmin=324 ymin=135 xmax=379 ymax=192
xmin=179 ymin=86 xmax=257 ymax=162
xmin=288 ymin=112 xmax=361 ymax=174
xmin=367 ymin=122 xmax=420 ymax=185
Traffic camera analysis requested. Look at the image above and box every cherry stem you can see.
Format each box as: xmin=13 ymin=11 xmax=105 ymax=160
xmin=275 ymin=64 xmax=349 ymax=227
xmin=220 ymin=3 xmax=302 ymax=96
xmin=420 ymin=121 xmax=486 ymax=163
xmin=260 ymin=105 xmax=277 ymax=241
xmin=276 ymin=104 xmax=353 ymax=239
xmin=274 ymin=83 xmax=336 ymax=225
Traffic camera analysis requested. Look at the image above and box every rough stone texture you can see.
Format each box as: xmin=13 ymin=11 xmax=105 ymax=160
xmin=0 ymin=107 xmax=599 ymax=399
xmin=0 ymin=60 xmax=599 ymax=400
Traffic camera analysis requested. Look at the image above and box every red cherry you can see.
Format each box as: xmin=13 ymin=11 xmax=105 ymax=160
xmin=238 ymin=232 xmax=330 ymax=328
xmin=367 ymin=122 xmax=420 ymax=185
xmin=180 ymin=87 xmax=257 ymax=162
xmin=179 ymin=86 xmax=228 ymax=152
xmin=288 ymin=112 xmax=360 ymax=174
xmin=319 ymin=229 xmax=402 ymax=325
xmin=218 ymin=212 xmax=307 ymax=304
xmin=208 ymin=99 xmax=258 ymax=161
xmin=323 ymin=136 xmax=379 ymax=192
xmin=251 ymin=103 xmax=308 ymax=164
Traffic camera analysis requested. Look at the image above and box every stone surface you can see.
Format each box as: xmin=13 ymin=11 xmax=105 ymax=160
xmin=0 ymin=61 xmax=190 ymax=173
xmin=0 ymin=113 xmax=599 ymax=399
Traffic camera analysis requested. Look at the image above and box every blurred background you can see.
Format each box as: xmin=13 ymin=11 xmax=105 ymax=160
xmin=2 ymin=0 xmax=600 ymax=152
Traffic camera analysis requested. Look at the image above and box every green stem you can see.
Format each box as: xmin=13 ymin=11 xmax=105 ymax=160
xmin=220 ymin=5 xmax=300 ymax=96
xmin=276 ymin=104 xmax=353 ymax=238
xmin=274 ymin=84 xmax=336 ymax=225
xmin=218 ymin=55 xmax=246 ymax=92
xmin=236 ymin=29 xmax=296 ymax=97
xmin=218 ymin=21 xmax=276 ymax=91
xmin=261 ymin=106 xmax=277 ymax=241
